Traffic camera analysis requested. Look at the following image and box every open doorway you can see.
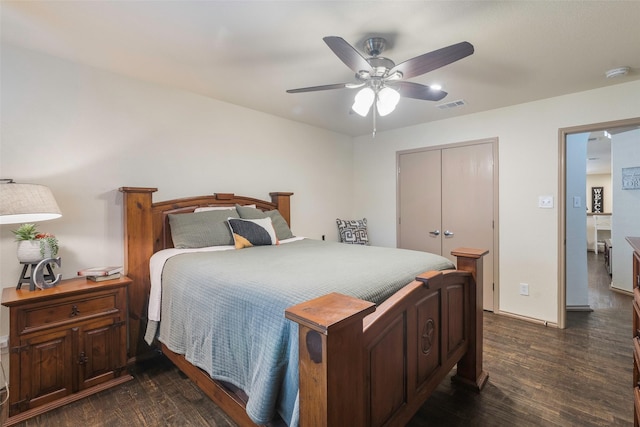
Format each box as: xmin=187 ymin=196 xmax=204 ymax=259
xmin=558 ymin=117 xmax=640 ymax=329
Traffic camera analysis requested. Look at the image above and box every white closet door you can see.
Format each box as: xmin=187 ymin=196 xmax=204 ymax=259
xmin=441 ymin=143 xmax=494 ymax=311
xmin=398 ymin=142 xmax=495 ymax=311
xmin=398 ymin=150 xmax=442 ymax=255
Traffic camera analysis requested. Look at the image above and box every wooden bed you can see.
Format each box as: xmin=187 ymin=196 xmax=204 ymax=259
xmin=119 ymin=187 xmax=488 ymax=427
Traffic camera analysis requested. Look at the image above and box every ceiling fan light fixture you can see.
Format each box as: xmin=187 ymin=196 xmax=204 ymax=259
xmin=376 ymin=87 xmax=400 ymax=116
xmin=352 ymin=87 xmax=375 ymax=117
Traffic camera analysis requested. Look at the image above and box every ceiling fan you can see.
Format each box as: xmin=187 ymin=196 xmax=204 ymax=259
xmin=287 ymin=36 xmax=474 ymax=135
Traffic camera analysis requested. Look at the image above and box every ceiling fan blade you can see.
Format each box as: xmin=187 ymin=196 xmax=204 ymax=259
xmin=395 ymin=81 xmax=448 ymax=101
xmin=286 ymin=83 xmax=351 ymax=93
xmin=323 ymin=36 xmax=372 ymax=73
xmin=390 ymin=41 xmax=474 ymax=80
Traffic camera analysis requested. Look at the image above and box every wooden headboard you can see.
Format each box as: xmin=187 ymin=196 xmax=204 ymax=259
xmin=118 ymin=187 xmax=293 ymax=360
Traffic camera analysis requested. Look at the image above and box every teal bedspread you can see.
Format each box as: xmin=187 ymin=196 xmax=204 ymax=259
xmin=156 ymin=238 xmax=455 ymax=426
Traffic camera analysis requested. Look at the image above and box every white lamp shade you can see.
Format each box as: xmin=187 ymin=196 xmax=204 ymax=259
xmin=376 ymin=87 xmax=400 ymax=116
xmin=352 ymin=87 xmax=375 ymax=117
xmin=0 ymin=183 xmax=62 ymax=224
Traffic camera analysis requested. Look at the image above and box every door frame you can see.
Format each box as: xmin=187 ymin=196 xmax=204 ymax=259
xmin=396 ymin=137 xmax=500 ymax=312
xmin=558 ymin=117 xmax=640 ymax=329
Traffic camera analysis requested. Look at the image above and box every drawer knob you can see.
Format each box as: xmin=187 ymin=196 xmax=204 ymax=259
xmin=77 ymin=352 xmax=88 ymax=365
xmin=70 ymin=305 xmax=80 ymax=317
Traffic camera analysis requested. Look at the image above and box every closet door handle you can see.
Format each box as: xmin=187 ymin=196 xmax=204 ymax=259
xmin=444 ymin=230 xmax=454 ymax=237
xmin=429 ymin=230 xmax=440 ymax=236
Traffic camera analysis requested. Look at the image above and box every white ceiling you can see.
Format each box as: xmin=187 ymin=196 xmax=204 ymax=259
xmin=2 ymin=1 xmax=640 ymax=139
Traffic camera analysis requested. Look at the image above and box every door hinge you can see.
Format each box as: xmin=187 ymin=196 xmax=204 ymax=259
xmin=10 ymin=344 xmax=29 ymax=354
xmin=493 ymin=283 xmax=495 ymax=291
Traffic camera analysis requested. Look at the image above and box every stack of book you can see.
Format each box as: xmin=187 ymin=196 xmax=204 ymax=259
xmin=77 ymin=266 xmax=123 ymax=282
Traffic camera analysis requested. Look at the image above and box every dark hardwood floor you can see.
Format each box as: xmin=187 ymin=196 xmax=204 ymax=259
xmin=11 ymin=252 xmax=633 ymax=426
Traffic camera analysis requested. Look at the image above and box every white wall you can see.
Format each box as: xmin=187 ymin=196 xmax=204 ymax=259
xmin=353 ymin=80 xmax=640 ymax=324
xmin=0 ymin=46 xmax=354 ymax=338
xmin=612 ymin=129 xmax=640 ymax=291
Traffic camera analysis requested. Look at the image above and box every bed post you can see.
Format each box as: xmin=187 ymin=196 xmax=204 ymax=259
xmin=119 ymin=186 xmax=157 ymax=362
xmin=270 ymin=192 xmax=293 ymax=227
xmin=285 ymin=292 xmax=376 ymax=427
xmin=451 ymin=247 xmax=489 ymax=391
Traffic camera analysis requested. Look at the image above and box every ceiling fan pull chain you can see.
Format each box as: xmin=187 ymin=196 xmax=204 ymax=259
xmin=371 ymin=91 xmax=378 ymax=138
xmin=372 ymin=99 xmax=377 ymax=138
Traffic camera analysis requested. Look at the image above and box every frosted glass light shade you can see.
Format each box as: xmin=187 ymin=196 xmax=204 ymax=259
xmin=0 ymin=183 xmax=62 ymax=224
xmin=352 ymin=87 xmax=375 ymax=117
xmin=376 ymin=87 xmax=400 ymax=116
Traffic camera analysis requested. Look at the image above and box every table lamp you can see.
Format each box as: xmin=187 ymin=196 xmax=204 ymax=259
xmin=0 ymin=179 xmax=61 ymax=224
xmin=0 ymin=179 xmax=62 ymax=290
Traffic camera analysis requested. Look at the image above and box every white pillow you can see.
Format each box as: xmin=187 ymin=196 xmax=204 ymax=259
xmin=194 ymin=206 xmax=236 ymax=212
xmin=195 ymin=204 xmax=255 ymax=212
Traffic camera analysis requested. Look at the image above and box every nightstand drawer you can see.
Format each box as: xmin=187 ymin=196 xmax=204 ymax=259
xmin=18 ymin=291 xmax=122 ymax=335
xmin=635 ymin=387 xmax=640 ymax=426
xmin=634 ymin=298 xmax=640 ymax=337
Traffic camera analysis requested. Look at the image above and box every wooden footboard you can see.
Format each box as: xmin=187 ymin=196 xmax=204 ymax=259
xmin=285 ymin=248 xmax=488 ymax=427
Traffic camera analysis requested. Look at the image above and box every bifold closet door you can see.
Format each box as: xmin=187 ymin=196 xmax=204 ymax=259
xmin=441 ymin=143 xmax=494 ymax=311
xmin=398 ymin=142 xmax=495 ymax=311
xmin=398 ymin=149 xmax=442 ymax=255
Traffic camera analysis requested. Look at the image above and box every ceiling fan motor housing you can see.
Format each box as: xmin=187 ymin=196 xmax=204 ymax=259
xmin=364 ymin=37 xmax=387 ymax=56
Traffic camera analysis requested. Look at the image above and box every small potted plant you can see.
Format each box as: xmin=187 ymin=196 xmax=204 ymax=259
xmin=12 ymin=223 xmax=59 ymax=263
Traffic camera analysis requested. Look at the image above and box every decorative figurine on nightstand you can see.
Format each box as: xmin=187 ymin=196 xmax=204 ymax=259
xmin=32 ymin=257 xmax=62 ymax=290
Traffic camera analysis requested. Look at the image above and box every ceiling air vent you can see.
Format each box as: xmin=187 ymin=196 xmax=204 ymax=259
xmin=436 ymin=99 xmax=467 ymax=110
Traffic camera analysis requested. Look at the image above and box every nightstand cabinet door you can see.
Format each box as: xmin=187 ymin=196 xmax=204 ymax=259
xmin=78 ymin=317 xmax=127 ymax=391
xmin=19 ymin=329 xmax=74 ymax=412
xmin=1 ymin=277 xmax=133 ymax=425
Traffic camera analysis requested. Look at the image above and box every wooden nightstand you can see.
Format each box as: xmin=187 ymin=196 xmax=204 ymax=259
xmin=629 ymin=237 xmax=640 ymax=427
xmin=1 ymin=276 xmax=133 ymax=425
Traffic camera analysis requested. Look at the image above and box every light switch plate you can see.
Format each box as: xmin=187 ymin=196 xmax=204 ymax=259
xmin=573 ymin=196 xmax=581 ymax=208
xmin=538 ymin=196 xmax=553 ymax=208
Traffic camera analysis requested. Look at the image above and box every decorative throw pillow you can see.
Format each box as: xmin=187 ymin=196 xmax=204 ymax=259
xmin=228 ymin=217 xmax=278 ymax=249
xmin=194 ymin=206 xmax=236 ymax=212
xmin=236 ymin=204 xmax=295 ymax=240
xmin=336 ymin=218 xmax=369 ymax=245
xmin=169 ymin=209 xmax=239 ymax=248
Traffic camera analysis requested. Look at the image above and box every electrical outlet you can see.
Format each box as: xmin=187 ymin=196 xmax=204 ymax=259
xmin=519 ymin=283 xmax=529 ymax=296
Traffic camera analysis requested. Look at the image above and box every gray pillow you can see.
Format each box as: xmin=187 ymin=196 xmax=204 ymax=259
xmin=236 ymin=204 xmax=295 ymax=240
xmin=336 ymin=218 xmax=369 ymax=245
xmin=169 ymin=209 xmax=240 ymax=248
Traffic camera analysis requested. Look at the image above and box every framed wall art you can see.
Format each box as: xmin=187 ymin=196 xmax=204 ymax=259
xmin=622 ymin=166 xmax=640 ymax=190
xmin=591 ymin=186 xmax=603 ymax=213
